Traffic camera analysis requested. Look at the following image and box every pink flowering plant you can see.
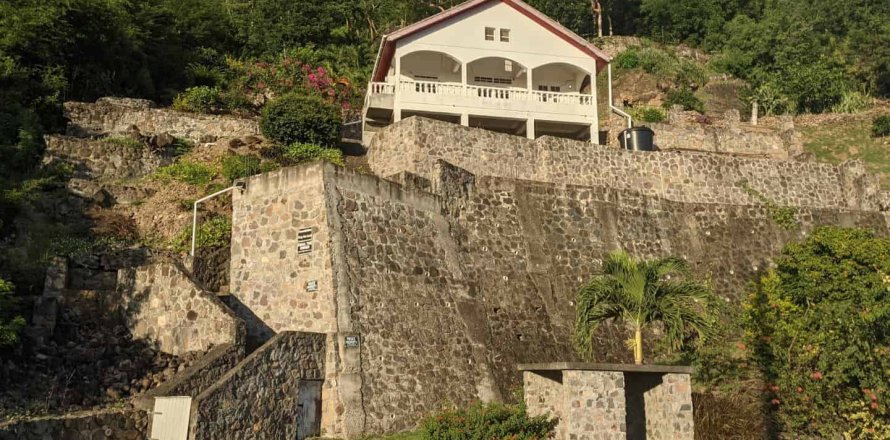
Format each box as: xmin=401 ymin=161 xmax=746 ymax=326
xmin=226 ymin=53 xmax=357 ymax=113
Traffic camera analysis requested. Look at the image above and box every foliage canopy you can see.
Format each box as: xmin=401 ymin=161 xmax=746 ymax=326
xmin=745 ymin=226 xmax=890 ymax=437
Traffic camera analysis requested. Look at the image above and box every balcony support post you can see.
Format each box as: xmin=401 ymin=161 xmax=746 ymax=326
xmin=460 ymin=113 xmax=469 ymax=127
xmin=527 ymin=118 xmax=536 ymax=140
xmin=393 ymin=54 xmax=402 ymax=123
xmin=590 ymin=124 xmax=597 ymax=144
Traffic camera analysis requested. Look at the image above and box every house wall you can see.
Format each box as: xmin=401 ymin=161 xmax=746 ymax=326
xmin=394 ymin=1 xmax=598 ymax=80
xmin=383 ymin=1 xmax=599 ymax=131
xmin=400 ymin=51 xmax=462 ymax=82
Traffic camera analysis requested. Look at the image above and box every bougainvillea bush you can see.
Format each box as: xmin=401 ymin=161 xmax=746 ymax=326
xmin=176 ymin=48 xmax=362 ymax=116
xmin=744 ymin=226 xmax=890 ymax=438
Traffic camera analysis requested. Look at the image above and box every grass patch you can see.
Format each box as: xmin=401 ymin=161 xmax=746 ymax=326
xmin=800 ymin=117 xmax=890 ymax=187
xmin=155 ymin=160 xmax=216 ymax=186
xmin=102 ymin=136 xmax=144 ymax=149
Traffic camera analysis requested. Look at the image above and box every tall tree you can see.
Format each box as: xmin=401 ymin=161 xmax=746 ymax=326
xmin=574 ymin=250 xmax=718 ymax=364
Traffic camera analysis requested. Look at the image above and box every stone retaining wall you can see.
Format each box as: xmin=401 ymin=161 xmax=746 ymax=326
xmin=188 ymin=332 xmax=325 ymax=439
xmin=0 ymin=407 xmax=149 ymax=440
xmin=43 ymin=135 xmax=170 ymax=179
xmin=117 ymin=260 xmax=245 ymax=355
xmin=64 ymin=97 xmax=259 ymax=141
xmin=230 ymin=157 xmax=889 ymax=436
xmin=368 ymin=117 xmax=880 ymax=212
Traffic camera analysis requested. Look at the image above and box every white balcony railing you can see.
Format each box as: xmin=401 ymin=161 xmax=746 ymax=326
xmin=370 ymin=82 xmax=395 ymax=94
xmin=369 ymin=81 xmax=594 ymax=107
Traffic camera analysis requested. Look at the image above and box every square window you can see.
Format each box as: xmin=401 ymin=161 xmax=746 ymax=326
xmin=485 ymin=27 xmax=495 ymax=41
xmin=500 ymin=28 xmax=510 ymax=42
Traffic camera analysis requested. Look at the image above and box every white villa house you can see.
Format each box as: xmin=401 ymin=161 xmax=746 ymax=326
xmin=363 ymin=0 xmax=616 ymax=144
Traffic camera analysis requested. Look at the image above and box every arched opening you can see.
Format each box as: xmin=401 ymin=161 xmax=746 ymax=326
xmin=531 ymin=63 xmax=591 ymax=95
xmin=467 ymin=57 xmax=528 ymax=89
xmin=399 ymin=51 xmax=462 ymax=83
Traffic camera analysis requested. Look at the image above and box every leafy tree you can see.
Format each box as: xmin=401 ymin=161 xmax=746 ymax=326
xmin=574 ymin=250 xmax=719 ymax=364
xmin=745 ymin=227 xmax=890 ymax=437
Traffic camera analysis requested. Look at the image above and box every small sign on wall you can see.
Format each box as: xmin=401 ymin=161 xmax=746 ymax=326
xmin=306 ymin=280 xmax=318 ymax=292
xmin=344 ymin=335 xmax=360 ymax=348
xmin=298 ymin=228 xmax=313 ymax=254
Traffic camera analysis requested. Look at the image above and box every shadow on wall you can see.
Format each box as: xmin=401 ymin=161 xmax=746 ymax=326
xmin=624 ymin=373 xmax=664 ymax=440
xmin=220 ymin=294 xmax=275 ymax=350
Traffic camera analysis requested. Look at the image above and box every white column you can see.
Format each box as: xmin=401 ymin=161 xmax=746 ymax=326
xmin=590 ymin=124 xmax=598 ymax=144
xmin=527 ymin=118 xmax=536 ymax=139
xmin=461 ymin=62 xmax=468 ymax=87
xmin=461 ymin=113 xmax=469 ymax=127
xmin=393 ymin=54 xmax=402 ymax=123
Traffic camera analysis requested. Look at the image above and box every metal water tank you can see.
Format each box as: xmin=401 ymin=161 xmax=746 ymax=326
xmin=618 ymin=127 xmax=655 ymax=151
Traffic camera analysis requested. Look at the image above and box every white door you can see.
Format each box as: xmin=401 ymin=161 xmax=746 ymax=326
xmin=150 ymin=396 xmax=192 ymax=440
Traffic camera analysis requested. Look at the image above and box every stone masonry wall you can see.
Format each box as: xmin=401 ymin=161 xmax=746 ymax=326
xmin=368 ymin=117 xmax=880 ymax=212
xmin=188 ymin=332 xmax=325 ymax=440
xmin=0 ymin=407 xmax=149 ymax=440
xmin=118 ymin=260 xmax=245 ymax=355
xmin=564 ymin=371 xmax=627 ymax=440
xmin=230 ymin=165 xmax=336 ymax=342
xmin=316 ymin=163 xmax=889 ymax=435
xmin=64 ymin=97 xmax=259 ymax=141
xmin=230 ymin=145 xmax=890 ymax=437
xmin=647 ymin=120 xmax=789 ymax=158
xmin=43 ymin=135 xmax=170 ymax=179
xmin=135 ymin=343 xmax=245 ymax=412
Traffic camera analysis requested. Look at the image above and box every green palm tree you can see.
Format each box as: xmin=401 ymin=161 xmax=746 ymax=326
xmin=574 ymin=250 xmax=719 ymax=364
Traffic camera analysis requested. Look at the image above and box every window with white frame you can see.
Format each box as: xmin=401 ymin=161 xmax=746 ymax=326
xmin=500 ymin=29 xmax=510 ymax=42
xmin=485 ymin=27 xmax=495 ymax=41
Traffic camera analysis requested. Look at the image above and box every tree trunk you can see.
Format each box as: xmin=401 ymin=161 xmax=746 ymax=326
xmin=633 ymin=327 xmax=643 ymax=364
xmin=591 ymin=0 xmax=603 ymax=38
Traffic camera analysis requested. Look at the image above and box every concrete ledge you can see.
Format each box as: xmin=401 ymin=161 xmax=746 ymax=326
xmin=517 ymin=362 xmax=693 ymax=374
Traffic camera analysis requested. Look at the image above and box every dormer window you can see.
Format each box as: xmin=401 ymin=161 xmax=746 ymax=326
xmin=500 ymin=29 xmax=511 ymax=42
xmin=485 ymin=27 xmax=495 ymax=41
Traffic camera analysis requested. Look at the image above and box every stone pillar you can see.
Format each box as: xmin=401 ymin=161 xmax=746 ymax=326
xmin=527 ymin=119 xmax=536 ymax=139
xmin=642 ymin=374 xmax=694 ymax=440
xmin=565 ymin=370 xmax=627 ymax=440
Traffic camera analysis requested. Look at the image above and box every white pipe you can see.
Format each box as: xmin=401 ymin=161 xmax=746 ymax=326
xmin=607 ymin=63 xmax=632 ymax=129
xmin=190 ymin=185 xmax=238 ymax=257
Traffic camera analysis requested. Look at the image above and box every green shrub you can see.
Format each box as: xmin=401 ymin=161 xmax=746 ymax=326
xmin=832 ymin=90 xmax=871 ymax=114
xmin=613 ymin=47 xmax=641 ymax=69
xmin=174 ymin=216 xmax=232 ymax=251
xmin=172 ymin=86 xmax=223 ymax=113
xmin=278 ymin=142 xmax=344 ymax=166
xmin=170 ymin=138 xmax=194 ymax=156
xmin=156 ymin=161 xmax=215 ymax=185
xmin=663 ymin=88 xmax=705 ymax=113
xmin=260 ymin=94 xmax=341 ymax=146
xmin=420 ymin=402 xmax=557 ymax=440
xmin=873 ymin=115 xmax=890 ymax=138
xmin=0 ymin=278 xmax=25 ymax=347
xmin=221 ymin=155 xmax=278 ymax=182
xmin=629 ymin=106 xmax=667 ymax=123
xmin=744 ymin=227 xmax=890 ymax=437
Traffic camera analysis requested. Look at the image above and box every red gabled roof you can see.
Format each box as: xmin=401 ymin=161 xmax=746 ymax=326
xmin=371 ymin=0 xmax=611 ymax=82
